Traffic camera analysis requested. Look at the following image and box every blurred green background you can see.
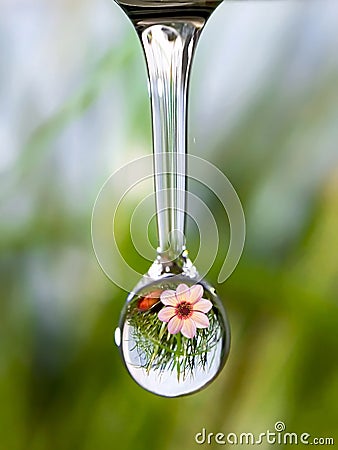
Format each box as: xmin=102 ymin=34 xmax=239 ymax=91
xmin=1 ymin=1 xmax=338 ymax=449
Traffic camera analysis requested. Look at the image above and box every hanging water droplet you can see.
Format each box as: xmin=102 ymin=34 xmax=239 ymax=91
xmin=116 ymin=274 xmax=230 ymax=397
xmin=107 ymin=0 xmax=232 ymax=397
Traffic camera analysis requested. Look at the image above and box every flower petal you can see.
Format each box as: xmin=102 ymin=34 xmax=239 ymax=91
xmin=181 ymin=318 xmax=197 ymax=338
xmin=168 ymin=315 xmax=183 ymax=334
xmin=175 ymin=284 xmax=190 ymax=303
xmin=189 ymin=284 xmax=204 ymax=303
xmin=191 ymin=311 xmax=210 ymax=328
xmin=193 ymin=298 xmax=212 ymax=313
xmin=160 ymin=290 xmax=177 ymax=306
xmin=158 ymin=306 xmax=176 ymax=322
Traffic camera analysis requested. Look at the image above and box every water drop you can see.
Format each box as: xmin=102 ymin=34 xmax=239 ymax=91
xmin=108 ymin=0 xmax=232 ymax=397
xmin=116 ymin=274 xmax=230 ymax=397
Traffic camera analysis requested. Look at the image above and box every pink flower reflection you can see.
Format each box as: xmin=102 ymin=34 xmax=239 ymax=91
xmin=158 ymin=283 xmax=212 ymax=338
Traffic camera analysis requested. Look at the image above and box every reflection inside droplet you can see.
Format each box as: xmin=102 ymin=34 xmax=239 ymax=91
xmin=116 ymin=275 xmax=230 ymax=397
